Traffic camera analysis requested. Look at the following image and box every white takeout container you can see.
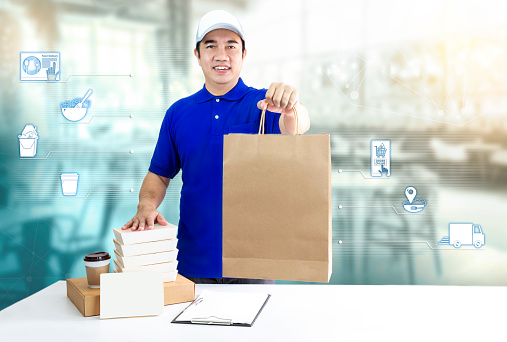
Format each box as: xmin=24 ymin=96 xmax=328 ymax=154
xmin=18 ymin=124 xmax=38 ymax=157
xmin=19 ymin=137 xmax=38 ymax=157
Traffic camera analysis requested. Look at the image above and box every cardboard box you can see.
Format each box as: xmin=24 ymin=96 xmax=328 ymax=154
xmin=66 ymin=277 xmax=100 ymax=317
xmin=66 ymin=274 xmax=195 ymax=317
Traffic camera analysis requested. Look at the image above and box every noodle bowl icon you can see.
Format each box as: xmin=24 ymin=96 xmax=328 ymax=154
xmin=60 ymin=89 xmax=93 ymax=122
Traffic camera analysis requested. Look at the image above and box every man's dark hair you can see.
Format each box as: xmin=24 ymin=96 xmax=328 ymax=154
xmin=195 ymin=38 xmax=245 ymax=58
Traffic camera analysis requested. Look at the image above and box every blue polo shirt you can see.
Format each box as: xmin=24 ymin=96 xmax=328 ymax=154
xmin=149 ymin=78 xmax=281 ymax=278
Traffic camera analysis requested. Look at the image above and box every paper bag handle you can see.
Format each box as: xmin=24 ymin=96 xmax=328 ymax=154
xmin=258 ymin=105 xmax=299 ymax=135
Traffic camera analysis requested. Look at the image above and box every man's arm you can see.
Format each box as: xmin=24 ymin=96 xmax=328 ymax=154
xmin=122 ymin=171 xmax=170 ymax=231
xmin=257 ymin=82 xmax=310 ymax=135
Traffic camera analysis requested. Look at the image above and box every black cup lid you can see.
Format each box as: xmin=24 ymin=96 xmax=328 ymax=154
xmin=84 ymin=251 xmax=111 ymax=262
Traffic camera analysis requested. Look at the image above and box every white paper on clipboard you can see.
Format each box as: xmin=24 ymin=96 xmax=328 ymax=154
xmin=172 ymin=290 xmax=270 ymax=326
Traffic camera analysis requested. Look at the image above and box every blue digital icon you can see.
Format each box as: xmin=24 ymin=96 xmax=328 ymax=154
xmin=22 ymin=56 xmax=41 ymax=75
xmin=61 ymin=173 xmax=79 ymax=196
xmin=60 ymin=89 xmax=93 ymax=122
xmin=370 ymin=139 xmax=391 ymax=177
xmin=439 ymin=223 xmax=485 ymax=248
xmin=18 ymin=124 xmax=39 ymax=158
xmin=402 ymin=186 xmax=427 ymax=213
xmin=20 ymin=52 xmax=60 ymax=81
xmin=46 ymin=62 xmax=58 ymax=81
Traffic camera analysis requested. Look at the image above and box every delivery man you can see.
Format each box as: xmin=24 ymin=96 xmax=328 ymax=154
xmin=122 ymin=10 xmax=310 ymax=284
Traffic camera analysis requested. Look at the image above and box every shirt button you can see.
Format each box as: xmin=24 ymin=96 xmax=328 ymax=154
xmin=216 ymin=99 xmax=220 ymax=102
xmin=215 ymin=115 xmax=219 ymax=119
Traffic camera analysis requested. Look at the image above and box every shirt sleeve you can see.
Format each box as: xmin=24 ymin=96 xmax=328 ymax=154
xmin=265 ymin=109 xmax=281 ymax=134
xmin=149 ymin=106 xmax=181 ymax=179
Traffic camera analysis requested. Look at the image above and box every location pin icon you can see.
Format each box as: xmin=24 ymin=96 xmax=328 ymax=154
xmin=405 ymin=186 xmax=417 ymax=203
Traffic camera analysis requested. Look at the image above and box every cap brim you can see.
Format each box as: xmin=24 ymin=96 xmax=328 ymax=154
xmin=197 ymin=23 xmax=244 ymax=43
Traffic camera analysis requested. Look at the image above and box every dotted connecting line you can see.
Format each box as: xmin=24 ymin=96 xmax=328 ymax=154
xmin=20 ymin=150 xmax=135 ymax=160
xmin=336 ymin=240 xmax=484 ymax=251
xmin=338 ymin=169 xmax=391 ymax=179
xmin=19 ymin=74 xmax=133 ymax=83
xmin=61 ymin=189 xmax=135 ymax=199
xmin=59 ymin=114 xmax=134 ymax=124
xmin=337 ymin=205 xmax=426 ymax=215
xmin=63 ymin=74 xmax=133 ymax=82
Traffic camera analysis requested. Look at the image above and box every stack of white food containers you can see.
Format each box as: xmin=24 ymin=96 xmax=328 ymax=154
xmin=112 ymin=223 xmax=179 ymax=282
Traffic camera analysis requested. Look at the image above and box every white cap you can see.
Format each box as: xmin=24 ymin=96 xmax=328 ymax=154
xmin=196 ymin=10 xmax=245 ymax=45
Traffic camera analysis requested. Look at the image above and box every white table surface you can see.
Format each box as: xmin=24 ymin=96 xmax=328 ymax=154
xmin=0 ymin=281 xmax=505 ymax=342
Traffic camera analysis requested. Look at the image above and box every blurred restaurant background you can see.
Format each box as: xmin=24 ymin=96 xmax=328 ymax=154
xmin=1 ymin=0 xmax=507 ymax=310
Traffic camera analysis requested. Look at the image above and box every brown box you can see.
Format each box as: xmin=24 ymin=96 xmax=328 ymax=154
xmin=67 ymin=274 xmax=195 ymax=317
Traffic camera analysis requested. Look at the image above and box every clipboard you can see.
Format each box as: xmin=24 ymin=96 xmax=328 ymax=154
xmin=171 ymin=290 xmax=271 ymax=327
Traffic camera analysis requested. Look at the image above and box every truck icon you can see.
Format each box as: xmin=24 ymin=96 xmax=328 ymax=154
xmin=439 ymin=223 xmax=485 ymax=248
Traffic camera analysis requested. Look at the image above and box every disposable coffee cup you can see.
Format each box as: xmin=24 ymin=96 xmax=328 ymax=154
xmin=61 ymin=173 xmax=79 ymax=196
xmin=84 ymin=252 xmax=111 ymax=288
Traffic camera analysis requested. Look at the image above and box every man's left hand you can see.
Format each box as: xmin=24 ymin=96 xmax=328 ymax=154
xmin=257 ymin=82 xmax=298 ymax=115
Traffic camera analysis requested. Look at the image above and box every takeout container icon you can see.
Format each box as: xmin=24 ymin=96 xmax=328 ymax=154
xmin=61 ymin=89 xmax=93 ymax=122
xmin=18 ymin=124 xmax=38 ymax=157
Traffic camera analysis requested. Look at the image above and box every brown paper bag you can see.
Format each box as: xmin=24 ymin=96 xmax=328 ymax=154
xmin=222 ymin=108 xmax=332 ymax=282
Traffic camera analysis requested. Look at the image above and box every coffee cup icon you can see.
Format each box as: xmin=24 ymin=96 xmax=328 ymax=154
xmin=61 ymin=173 xmax=79 ymax=196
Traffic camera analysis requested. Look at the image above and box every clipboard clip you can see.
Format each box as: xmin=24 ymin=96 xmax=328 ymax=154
xmin=191 ymin=316 xmax=232 ymax=325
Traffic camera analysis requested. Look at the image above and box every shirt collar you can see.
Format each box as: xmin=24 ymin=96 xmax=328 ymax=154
xmin=195 ymin=78 xmax=249 ymax=103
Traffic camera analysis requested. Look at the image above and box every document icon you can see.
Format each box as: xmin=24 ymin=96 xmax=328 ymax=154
xmin=20 ymin=52 xmax=60 ymax=81
xmin=370 ymin=139 xmax=391 ymax=177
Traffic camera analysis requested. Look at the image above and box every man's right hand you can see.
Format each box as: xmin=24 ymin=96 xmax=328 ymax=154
xmin=123 ymin=171 xmax=170 ymax=231
xmin=122 ymin=205 xmax=168 ymax=231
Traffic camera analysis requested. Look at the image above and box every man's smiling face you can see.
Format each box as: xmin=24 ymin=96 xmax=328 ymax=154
xmin=194 ymin=29 xmax=246 ymax=95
